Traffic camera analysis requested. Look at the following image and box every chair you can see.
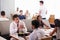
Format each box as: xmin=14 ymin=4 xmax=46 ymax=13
xmin=49 ymin=15 xmax=55 ymax=24
xmin=41 ymin=36 xmax=52 ymax=40
xmin=0 ymin=21 xmax=11 ymax=35
xmin=48 ymin=15 xmax=55 ymax=28
xmin=0 ymin=21 xmax=11 ymax=40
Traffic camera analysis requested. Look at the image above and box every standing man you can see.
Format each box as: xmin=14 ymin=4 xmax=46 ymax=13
xmin=39 ymin=1 xmax=47 ymax=19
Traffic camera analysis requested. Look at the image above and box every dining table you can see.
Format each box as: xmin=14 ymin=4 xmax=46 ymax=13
xmin=0 ymin=36 xmax=6 ymax=40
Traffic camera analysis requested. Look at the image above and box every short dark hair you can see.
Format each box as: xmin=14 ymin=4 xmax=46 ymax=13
xmin=12 ymin=14 xmax=19 ymax=20
xmin=1 ymin=11 xmax=5 ymax=16
xmin=55 ymin=19 xmax=60 ymax=27
xmin=20 ymin=10 xmax=23 ymax=12
xmin=31 ymin=20 xmax=40 ymax=29
xmin=40 ymin=1 xmax=44 ymax=4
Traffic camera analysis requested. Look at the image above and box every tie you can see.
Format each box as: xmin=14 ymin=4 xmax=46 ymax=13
xmin=17 ymin=23 xmax=19 ymax=33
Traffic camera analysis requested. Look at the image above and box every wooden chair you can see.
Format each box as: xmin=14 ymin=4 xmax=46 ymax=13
xmin=49 ymin=15 xmax=55 ymax=24
xmin=41 ymin=36 xmax=52 ymax=40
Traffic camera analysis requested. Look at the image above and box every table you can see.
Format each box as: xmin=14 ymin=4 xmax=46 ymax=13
xmin=43 ymin=28 xmax=56 ymax=36
xmin=0 ymin=36 xmax=6 ymax=40
xmin=18 ymin=32 xmax=30 ymax=40
xmin=18 ymin=32 xmax=30 ymax=37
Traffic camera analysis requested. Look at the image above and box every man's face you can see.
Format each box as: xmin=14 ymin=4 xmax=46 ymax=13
xmin=40 ymin=3 xmax=43 ymax=6
xmin=31 ymin=25 xmax=35 ymax=29
xmin=14 ymin=17 xmax=19 ymax=23
xmin=20 ymin=12 xmax=23 ymax=15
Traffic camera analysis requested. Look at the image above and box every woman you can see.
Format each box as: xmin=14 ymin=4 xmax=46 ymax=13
xmin=50 ymin=19 xmax=60 ymax=40
xmin=37 ymin=15 xmax=50 ymax=28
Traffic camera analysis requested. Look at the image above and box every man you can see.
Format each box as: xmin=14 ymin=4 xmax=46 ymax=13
xmin=29 ymin=20 xmax=45 ymax=40
xmin=10 ymin=14 xmax=25 ymax=40
xmin=15 ymin=7 xmax=20 ymax=15
xmin=19 ymin=10 xmax=26 ymax=20
xmin=39 ymin=1 xmax=47 ymax=19
xmin=0 ymin=11 xmax=9 ymax=21
xmin=11 ymin=7 xmax=19 ymax=16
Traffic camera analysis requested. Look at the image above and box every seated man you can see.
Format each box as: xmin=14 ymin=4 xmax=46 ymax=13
xmin=29 ymin=20 xmax=45 ymax=40
xmin=0 ymin=11 xmax=9 ymax=21
xmin=10 ymin=14 xmax=25 ymax=40
xmin=18 ymin=10 xmax=26 ymax=20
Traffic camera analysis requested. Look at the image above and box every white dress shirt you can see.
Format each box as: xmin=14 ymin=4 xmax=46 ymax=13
xmin=19 ymin=20 xmax=27 ymax=33
xmin=39 ymin=6 xmax=47 ymax=18
xmin=10 ymin=21 xmax=19 ymax=39
xmin=29 ymin=28 xmax=45 ymax=40
xmin=0 ymin=17 xmax=9 ymax=21
xmin=11 ymin=11 xmax=20 ymax=16
xmin=10 ymin=21 xmax=25 ymax=40
xmin=14 ymin=11 xmax=20 ymax=15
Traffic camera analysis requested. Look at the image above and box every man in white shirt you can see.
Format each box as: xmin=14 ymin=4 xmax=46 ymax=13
xmin=0 ymin=11 xmax=9 ymax=21
xmin=10 ymin=14 xmax=25 ymax=40
xmin=29 ymin=20 xmax=45 ymax=40
xmin=39 ymin=1 xmax=47 ymax=19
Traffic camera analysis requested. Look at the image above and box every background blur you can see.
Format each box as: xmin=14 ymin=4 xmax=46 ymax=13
xmin=0 ymin=0 xmax=60 ymax=19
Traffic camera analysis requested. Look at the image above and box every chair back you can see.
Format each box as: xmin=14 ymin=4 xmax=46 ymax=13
xmin=0 ymin=21 xmax=11 ymax=35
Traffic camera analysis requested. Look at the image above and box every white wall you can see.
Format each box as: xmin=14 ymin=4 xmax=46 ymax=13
xmin=0 ymin=0 xmax=60 ymax=19
xmin=0 ymin=0 xmax=15 ymax=18
xmin=15 ymin=0 xmax=60 ymax=19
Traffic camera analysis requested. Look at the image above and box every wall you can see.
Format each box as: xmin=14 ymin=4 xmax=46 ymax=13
xmin=0 ymin=0 xmax=15 ymax=18
xmin=15 ymin=0 xmax=60 ymax=19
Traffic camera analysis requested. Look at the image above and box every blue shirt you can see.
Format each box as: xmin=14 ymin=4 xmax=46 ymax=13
xmin=18 ymin=15 xmax=26 ymax=20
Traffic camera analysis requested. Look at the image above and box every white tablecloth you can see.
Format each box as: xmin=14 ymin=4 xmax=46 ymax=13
xmin=0 ymin=36 xmax=6 ymax=40
xmin=43 ymin=28 xmax=55 ymax=36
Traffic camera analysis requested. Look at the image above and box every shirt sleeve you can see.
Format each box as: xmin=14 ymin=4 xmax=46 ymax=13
xmin=10 ymin=23 xmax=17 ymax=34
xmin=37 ymin=33 xmax=41 ymax=40
xmin=37 ymin=29 xmax=46 ymax=40
xmin=29 ymin=33 xmax=36 ymax=40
